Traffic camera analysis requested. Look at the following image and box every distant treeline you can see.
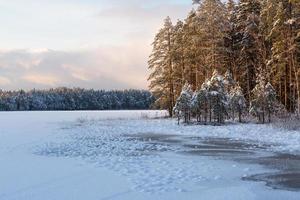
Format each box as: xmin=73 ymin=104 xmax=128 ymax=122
xmin=0 ymin=88 xmax=154 ymax=111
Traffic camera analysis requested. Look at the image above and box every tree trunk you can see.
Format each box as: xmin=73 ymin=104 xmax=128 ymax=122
xmin=285 ymin=63 xmax=288 ymax=108
xmin=169 ymin=107 xmax=173 ymax=118
xmin=209 ymin=103 xmax=212 ymax=123
xmin=247 ymin=64 xmax=251 ymax=102
xmin=168 ymin=30 xmax=175 ymax=118
xmin=204 ymin=104 xmax=208 ymax=124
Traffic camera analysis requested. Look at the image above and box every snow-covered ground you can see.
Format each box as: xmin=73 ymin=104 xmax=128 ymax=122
xmin=0 ymin=111 xmax=299 ymax=200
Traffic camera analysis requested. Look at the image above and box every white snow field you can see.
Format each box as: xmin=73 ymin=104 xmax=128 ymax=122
xmin=0 ymin=111 xmax=300 ymax=200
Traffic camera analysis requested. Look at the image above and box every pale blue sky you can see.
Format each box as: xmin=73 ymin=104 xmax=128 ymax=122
xmin=0 ymin=0 xmax=192 ymax=90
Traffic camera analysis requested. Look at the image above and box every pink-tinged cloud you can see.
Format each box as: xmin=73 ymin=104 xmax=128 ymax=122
xmin=0 ymin=76 xmax=11 ymax=86
xmin=22 ymin=74 xmax=59 ymax=86
xmin=0 ymin=44 xmax=150 ymax=90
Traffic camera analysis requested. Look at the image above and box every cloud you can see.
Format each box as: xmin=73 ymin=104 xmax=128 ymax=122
xmin=0 ymin=44 xmax=150 ymax=90
xmin=0 ymin=76 xmax=11 ymax=86
xmin=22 ymin=74 xmax=59 ymax=86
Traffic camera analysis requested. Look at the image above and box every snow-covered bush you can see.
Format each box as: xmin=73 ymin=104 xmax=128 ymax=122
xmin=173 ymin=83 xmax=193 ymax=124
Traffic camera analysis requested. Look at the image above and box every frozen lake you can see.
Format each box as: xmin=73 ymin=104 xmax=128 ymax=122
xmin=0 ymin=111 xmax=299 ymax=200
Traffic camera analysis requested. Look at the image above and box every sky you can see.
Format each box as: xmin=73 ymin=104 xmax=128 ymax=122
xmin=0 ymin=0 xmax=192 ymax=90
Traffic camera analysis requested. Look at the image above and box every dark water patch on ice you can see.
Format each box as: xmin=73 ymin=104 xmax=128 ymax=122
xmin=186 ymin=136 xmax=271 ymax=150
xmin=240 ymin=153 xmax=300 ymax=172
xmin=124 ymin=133 xmax=182 ymax=145
xmin=181 ymin=149 xmax=254 ymax=157
xmin=240 ymin=153 xmax=300 ymax=191
xmin=243 ymin=172 xmax=300 ymax=191
xmin=178 ymin=137 xmax=268 ymax=159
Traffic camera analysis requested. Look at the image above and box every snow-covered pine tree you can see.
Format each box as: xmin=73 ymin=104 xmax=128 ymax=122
xmin=208 ymin=70 xmax=229 ymax=123
xmin=229 ymin=84 xmax=247 ymax=122
xmin=265 ymin=82 xmax=284 ymax=123
xmin=224 ymin=70 xmax=236 ymax=93
xmin=191 ymin=80 xmax=210 ymax=123
xmin=148 ymin=17 xmax=175 ymax=117
xmin=250 ymin=74 xmax=266 ymax=123
xmin=260 ymin=0 xmax=279 ymax=38
xmin=224 ymin=70 xmax=237 ymax=120
xmin=250 ymin=74 xmax=282 ymax=123
xmin=173 ymin=83 xmax=193 ymax=124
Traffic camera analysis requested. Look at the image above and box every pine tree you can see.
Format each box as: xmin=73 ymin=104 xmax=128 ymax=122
xmin=267 ymin=2 xmax=290 ymax=109
xmin=224 ymin=0 xmax=239 ymax=77
xmin=148 ymin=17 xmax=175 ymax=117
xmin=250 ymin=75 xmax=267 ymax=123
xmin=236 ymin=0 xmax=262 ymax=103
xmin=265 ymin=82 xmax=283 ymax=122
xmin=174 ymin=83 xmax=193 ymax=124
xmin=182 ymin=10 xmax=205 ymax=90
xmin=197 ymin=0 xmax=228 ymax=75
xmin=229 ymin=84 xmax=247 ymax=122
xmin=260 ymin=0 xmax=280 ymax=66
xmin=250 ymin=74 xmax=282 ymax=123
xmin=192 ymin=80 xmax=210 ymax=123
xmin=208 ymin=70 xmax=229 ymax=123
xmin=224 ymin=70 xmax=236 ymax=92
xmin=172 ymin=20 xmax=186 ymax=99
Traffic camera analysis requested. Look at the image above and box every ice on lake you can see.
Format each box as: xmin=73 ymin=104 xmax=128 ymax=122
xmin=0 ymin=111 xmax=299 ymax=200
